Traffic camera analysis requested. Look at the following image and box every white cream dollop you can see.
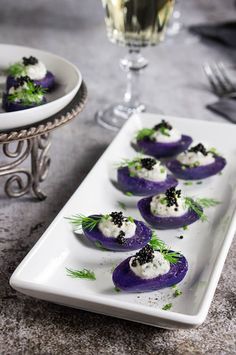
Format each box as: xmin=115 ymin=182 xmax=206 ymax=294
xmin=129 ymin=160 xmax=167 ymax=182
xmin=152 ymin=127 xmax=181 ymax=143
xmin=177 ymin=151 xmax=215 ymax=167
xmin=98 ymin=217 xmax=136 ymax=238
xmin=24 ymin=60 xmax=47 ymax=80
xmin=150 ymin=193 xmax=188 ymax=217
xmin=130 ymin=251 xmax=170 ymax=279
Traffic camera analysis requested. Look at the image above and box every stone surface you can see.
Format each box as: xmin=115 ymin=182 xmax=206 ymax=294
xmin=0 ymin=0 xmax=236 ymax=354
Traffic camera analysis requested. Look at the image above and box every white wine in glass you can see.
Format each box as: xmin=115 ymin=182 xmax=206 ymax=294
xmin=97 ymin=0 xmax=175 ymax=130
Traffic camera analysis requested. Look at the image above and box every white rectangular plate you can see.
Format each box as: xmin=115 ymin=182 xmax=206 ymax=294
xmin=10 ymin=113 xmax=236 ymax=329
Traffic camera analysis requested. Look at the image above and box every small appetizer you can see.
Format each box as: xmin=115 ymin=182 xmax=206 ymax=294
xmin=132 ymin=120 xmax=192 ymax=158
xmin=6 ymin=56 xmax=55 ymax=91
xmin=112 ymin=235 xmax=188 ymax=293
xmin=117 ymin=156 xmax=178 ymax=196
xmin=2 ymin=76 xmax=46 ymax=112
xmin=68 ymin=211 xmax=152 ymax=252
xmin=138 ymin=186 xmax=205 ymax=229
xmin=166 ymin=143 xmax=226 ymax=180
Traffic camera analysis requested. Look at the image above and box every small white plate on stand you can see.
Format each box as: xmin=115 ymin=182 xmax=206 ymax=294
xmin=0 ymin=44 xmax=82 ymax=131
xmin=10 ymin=113 xmax=236 ymax=329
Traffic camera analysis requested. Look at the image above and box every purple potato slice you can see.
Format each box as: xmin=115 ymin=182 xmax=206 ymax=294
xmin=112 ymin=253 xmax=188 ymax=292
xmin=82 ymin=215 xmax=152 ymax=252
xmin=137 ymin=196 xmax=202 ymax=229
xmin=6 ymin=71 xmax=55 ymax=91
xmin=117 ymin=166 xmax=178 ymax=196
xmin=166 ymin=155 xmax=226 ymax=180
xmin=2 ymin=93 xmax=46 ymax=112
xmin=133 ymin=135 xmax=192 ymax=159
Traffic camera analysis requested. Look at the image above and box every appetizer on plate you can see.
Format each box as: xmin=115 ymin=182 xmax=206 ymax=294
xmin=117 ymin=156 xmax=178 ymax=196
xmin=2 ymin=76 xmax=46 ymax=112
xmin=6 ymin=56 xmax=55 ymax=91
xmin=132 ymin=120 xmax=192 ymax=158
xmin=68 ymin=211 xmax=152 ymax=252
xmin=166 ymin=143 xmax=226 ymax=180
xmin=112 ymin=236 xmax=188 ymax=293
xmin=138 ymin=186 xmax=205 ymax=229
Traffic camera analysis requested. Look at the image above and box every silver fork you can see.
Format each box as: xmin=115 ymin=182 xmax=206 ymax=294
xmin=203 ymin=62 xmax=236 ymax=98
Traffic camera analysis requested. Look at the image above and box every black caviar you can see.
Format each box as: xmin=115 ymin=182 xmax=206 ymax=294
xmin=165 ymin=187 xmax=181 ymax=208
xmin=117 ymin=231 xmax=125 ymax=245
xmin=189 ymin=143 xmax=207 ymax=156
xmin=14 ymin=76 xmax=31 ymax=88
xmin=23 ymin=56 xmax=38 ymax=66
xmin=154 ymin=120 xmax=172 ymax=131
xmin=140 ymin=158 xmax=156 ymax=171
xmin=110 ymin=212 xmax=124 ymax=228
xmin=131 ymin=244 xmax=154 ymax=267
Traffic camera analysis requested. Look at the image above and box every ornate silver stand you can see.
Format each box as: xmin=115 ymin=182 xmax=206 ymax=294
xmin=0 ymin=134 xmax=51 ymax=200
xmin=0 ymin=82 xmax=87 ymax=200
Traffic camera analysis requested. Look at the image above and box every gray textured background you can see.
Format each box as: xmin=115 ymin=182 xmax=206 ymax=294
xmin=0 ymin=0 xmax=236 ymax=354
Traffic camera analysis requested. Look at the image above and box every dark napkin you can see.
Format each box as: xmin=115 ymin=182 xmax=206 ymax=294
xmin=207 ymin=97 xmax=236 ymax=123
xmin=189 ymin=21 xmax=236 ymax=48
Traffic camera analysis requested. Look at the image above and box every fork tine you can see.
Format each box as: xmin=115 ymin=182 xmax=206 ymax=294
xmin=211 ymin=63 xmax=230 ymax=94
xmin=203 ymin=64 xmax=224 ymax=96
xmin=217 ymin=62 xmax=236 ymax=92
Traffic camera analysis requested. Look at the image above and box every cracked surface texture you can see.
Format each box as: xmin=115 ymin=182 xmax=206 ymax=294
xmin=0 ymin=0 xmax=236 ymax=354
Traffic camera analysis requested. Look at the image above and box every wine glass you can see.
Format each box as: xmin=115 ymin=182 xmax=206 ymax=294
xmin=166 ymin=0 xmax=182 ymax=36
xmin=96 ymin=0 xmax=175 ymax=131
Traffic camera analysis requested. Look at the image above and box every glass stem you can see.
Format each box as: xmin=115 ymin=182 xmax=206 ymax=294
xmin=120 ymin=48 xmax=148 ymax=111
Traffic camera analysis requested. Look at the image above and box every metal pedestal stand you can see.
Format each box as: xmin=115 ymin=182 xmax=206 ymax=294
xmin=0 ymin=82 xmax=87 ymax=200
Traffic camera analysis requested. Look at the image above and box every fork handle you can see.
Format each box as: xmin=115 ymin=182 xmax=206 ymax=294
xmin=225 ymin=92 xmax=236 ymax=99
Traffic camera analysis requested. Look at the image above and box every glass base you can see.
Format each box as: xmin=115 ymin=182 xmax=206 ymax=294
xmin=95 ymin=103 xmax=146 ymax=131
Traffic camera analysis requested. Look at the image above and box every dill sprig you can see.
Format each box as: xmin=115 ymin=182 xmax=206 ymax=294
xmin=7 ymin=62 xmax=26 ymax=77
xmin=8 ymin=80 xmax=46 ymax=106
xmin=184 ymin=197 xmax=207 ymax=222
xmin=66 ymin=267 xmax=96 ymax=280
xmin=136 ymin=128 xmax=156 ymax=141
xmin=149 ymin=232 xmax=181 ymax=264
xmin=196 ymin=198 xmax=221 ymax=208
xmin=66 ymin=214 xmax=103 ymax=231
xmin=184 ymin=197 xmax=220 ymax=221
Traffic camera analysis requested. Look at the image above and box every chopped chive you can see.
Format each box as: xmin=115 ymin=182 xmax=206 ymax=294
xmin=125 ymin=192 xmax=133 ymax=196
xmin=114 ymin=287 xmax=121 ymax=293
xmin=117 ymin=201 xmax=127 ymax=210
xmin=184 ymin=181 xmax=193 ymax=186
xmin=136 ymin=128 xmax=156 ymax=141
xmin=174 ymin=289 xmax=182 ymax=297
xmin=196 ymin=181 xmax=203 ymax=185
xmin=183 ymin=225 xmax=188 ymax=231
xmin=162 ymin=303 xmax=172 ymax=311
